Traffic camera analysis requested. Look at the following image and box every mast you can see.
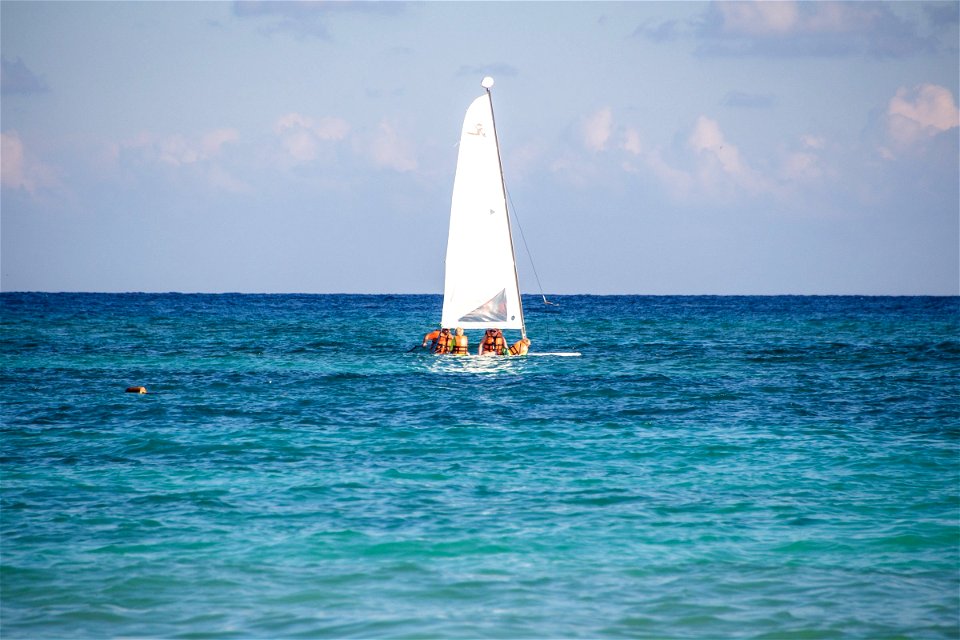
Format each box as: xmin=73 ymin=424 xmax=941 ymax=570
xmin=482 ymin=76 xmax=527 ymax=340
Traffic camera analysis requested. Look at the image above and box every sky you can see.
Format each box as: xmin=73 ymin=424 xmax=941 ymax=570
xmin=1 ymin=1 xmax=958 ymax=295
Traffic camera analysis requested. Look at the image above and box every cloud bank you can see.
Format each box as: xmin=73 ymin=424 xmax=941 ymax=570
xmin=233 ymin=1 xmax=404 ymax=38
xmin=885 ymin=84 xmax=960 ymax=150
xmin=557 ymin=83 xmax=957 ymax=212
xmin=635 ymin=1 xmax=943 ymax=58
xmin=1 ymin=132 xmax=56 ymax=193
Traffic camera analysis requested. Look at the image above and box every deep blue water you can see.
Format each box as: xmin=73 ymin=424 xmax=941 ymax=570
xmin=1 ymin=293 xmax=958 ymax=638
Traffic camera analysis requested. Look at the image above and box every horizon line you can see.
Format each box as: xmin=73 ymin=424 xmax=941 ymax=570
xmin=2 ymin=291 xmax=958 ymax=298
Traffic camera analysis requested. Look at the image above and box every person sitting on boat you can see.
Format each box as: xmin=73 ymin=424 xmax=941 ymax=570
xmin=422 ymin=327 xmax=452 ymax=353
xmin=422 ymin=328 xmax=441 ymax=350
xmin=450 ymin=327 xmax=469 ymax=355
xmin=493 ymin=328 xmax=507 ymax=354
xmin=508 ymin=337 xmax=531 ymax=356
xmin=433 ymin=328 xmax=452 ymax=354
xmin=478 ymin=329 xmax=493 ymax=355
xmin=479 ymin=328 xmax=506 ymax=355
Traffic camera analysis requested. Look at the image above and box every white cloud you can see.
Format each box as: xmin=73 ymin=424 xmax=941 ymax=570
xmin=159 ymin=135 xmax=200 ymax=165
xmin=688 ymin=115 xmax=764 ymax=193
xmin=201 ymin=129 xmax=240 ymax=157
xmin=777 ymin=133 xmax=829 ymax=184
xmin=274 ymin=113 xmax=349 ymax=163
xmin=631 ymin=148 xmax=694 ymax=197
xmin=126 ymin=128 xmax=240 ymax=167
xmin=689 ymin=117 xmax=725 ymax=155
xmin=717 ymin=1 xmax=884 ymax=37
xmin=559 ymin=110 xmax=770 ymax=200
xmin=1 ymin=131 xmax=56 ymax=194
xmin=503 ymin=141 xmax=547 ymax=182
xmin=2 ymin=131 xmax=28 ymax=189
xmin=715 ymin=1 xmax=893 ymax=38
xmin=582 ymin=108 xmax=613 ymax=152
xmin=885 ymin=84 xmax=959 ymax=149
xmin=803 ymin=2 xmax=864 ymax=33
xmin=558 ymin=105 xmax=899 ymax=212
xmin=782 ymin=151 xmax=822 ymax=182
xmin=368 ymin=120 xmax=417 ymax=172
xmin=119 ymin=128 xmax=247 ymax=193
xmin=700 ymin=1 xmax=930 ymax=57
xmin=275 ymin=113 xmax=349 ymax=140
xmin=621 ymin=127 xmax=643 ymax=155
xmin=280 ymin=129 xmax=317 ymax=163
xmin=272 ymin=112 xmax=417 ymax=173
xmin=718 ymin=1 xmax=800 ymax=36
xmin=206 ymin=164 xmax=250 ymax=194
xmin=234 ymin=0 xmax=404 ymax=39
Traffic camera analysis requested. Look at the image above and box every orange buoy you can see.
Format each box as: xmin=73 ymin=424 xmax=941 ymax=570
xmin=126 ymin=386 xmax=147 ymax=394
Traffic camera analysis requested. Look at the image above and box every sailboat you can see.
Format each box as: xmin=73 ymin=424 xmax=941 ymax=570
xmin=439 ymin=77 xmax=525 ymax=353
xmin=435 ymin=77 xmax=579 ymax=358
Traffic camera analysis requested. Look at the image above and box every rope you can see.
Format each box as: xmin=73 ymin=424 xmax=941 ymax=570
xmin=506 ymin=186 xmax=557 ymax=306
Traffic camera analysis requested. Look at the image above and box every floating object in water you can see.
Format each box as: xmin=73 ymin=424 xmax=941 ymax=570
xmin=126 ymin=386 xmax=147 ymax=394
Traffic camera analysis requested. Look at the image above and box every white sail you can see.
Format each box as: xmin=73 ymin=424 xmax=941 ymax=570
xmin=440 ymin=88 xmax=524 ymax=332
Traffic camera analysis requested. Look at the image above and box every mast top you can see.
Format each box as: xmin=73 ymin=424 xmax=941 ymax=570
xmin=481 ymin=76 xmax=495 ymax=89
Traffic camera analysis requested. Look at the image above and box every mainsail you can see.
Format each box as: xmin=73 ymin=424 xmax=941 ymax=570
xmin=440 ymin=79 xmax=525 ymax=334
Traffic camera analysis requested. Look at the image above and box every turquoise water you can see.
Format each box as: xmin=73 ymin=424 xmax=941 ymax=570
xmin=2 ymin=293 xmax=958 ymax=638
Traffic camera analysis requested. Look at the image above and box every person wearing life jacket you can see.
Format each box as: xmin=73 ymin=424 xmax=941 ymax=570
xmin=422 ymin=328 xmax=453 ymax=354
xmin=421 ymin=329 xmax=440 ymax=350
xmin=450 ymin=327 xmax=469 ymax=355
xmin=433 ymin=328 xmax=452 ymax=354
xmin=492 ymin=328 xmax=506 ymax=355
xmin=478 ymin=329 xmax=493 ymax=355
xmin=508 ymin=337 xmax=531 ymax=356
xmin=479 ymin=328 xmax=507 ymax=355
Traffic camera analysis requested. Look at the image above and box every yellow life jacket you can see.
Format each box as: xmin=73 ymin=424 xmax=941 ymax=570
xmin=509 ymin=340 xmax=528 ymax=355
xmin=451 ymin=335 xmax=468 ymax=354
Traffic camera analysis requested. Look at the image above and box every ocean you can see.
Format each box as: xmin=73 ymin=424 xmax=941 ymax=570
xmin=1 ymin=293 xmax=957 ymax=639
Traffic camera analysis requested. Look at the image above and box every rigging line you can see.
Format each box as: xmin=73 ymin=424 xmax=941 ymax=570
xmin=505 ymin=186 xmax=558 ymax=306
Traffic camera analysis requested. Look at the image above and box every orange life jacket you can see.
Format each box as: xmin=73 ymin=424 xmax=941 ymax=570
xmin=509 ymin=340 xmax=528 ymax=355
xmin=482 ymin=333 xmax=505 ymax=354
xmin=481 ymin=333 xmax=496 ymax=354
xmin=434 ymin=332 xmax=451 ymax=354
xmin=451 ymin=335 xmax=468 ymax=355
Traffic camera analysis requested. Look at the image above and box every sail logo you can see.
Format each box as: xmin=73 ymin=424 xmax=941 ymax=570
xmin=466 ymin=123 xmax=486 ymax=137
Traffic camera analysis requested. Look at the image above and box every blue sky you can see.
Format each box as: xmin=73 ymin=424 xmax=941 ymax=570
xmin=2 ymin=1 xmax=958 ymax=295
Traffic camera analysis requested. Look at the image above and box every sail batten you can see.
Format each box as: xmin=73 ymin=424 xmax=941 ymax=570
xmin=440 ymin=88 xmax=524 ymax=331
